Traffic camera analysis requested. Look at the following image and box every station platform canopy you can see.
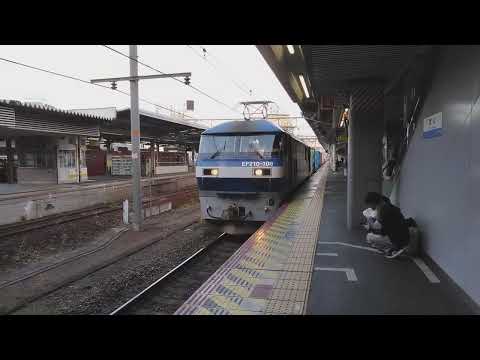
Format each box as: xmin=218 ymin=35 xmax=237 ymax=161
xmin=257 ymin=45 xmax=434 ymax=151
xmin=72 ymin=107 xmax=208 ymax=147
xmin=0 ymin=99 xmax=108 ymax=138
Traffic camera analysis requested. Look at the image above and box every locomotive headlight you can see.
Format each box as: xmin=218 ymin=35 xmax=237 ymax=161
xmin=253 ymin=168 xmax=271 ymax=176
xmin=203 ymin=168 xmax=219 ymax=176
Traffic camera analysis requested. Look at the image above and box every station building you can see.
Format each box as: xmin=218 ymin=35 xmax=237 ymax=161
xmin=0 ymin=100 xmax=205 ymax=226
xmin=0 ymin=100 xmax=104 ymax=185
xmin=76 ymin=107 xmax=205 ymax=178
xmin=0 ymin=102 xmax=206 ymax=187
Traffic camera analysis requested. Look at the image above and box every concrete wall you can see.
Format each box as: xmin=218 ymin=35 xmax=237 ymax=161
xmin=155 ymin=165 xmax=188 ymax=175
xmin=17 ymin=168 xmax=57 ymax=184
xmin=396 ymin=45 xmax=480 ymax=305
xmin=0 ymin=175 xmax=196 ymax=225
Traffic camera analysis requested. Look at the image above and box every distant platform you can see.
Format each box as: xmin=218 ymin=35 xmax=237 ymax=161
xmin=0 ymin=173 xmax=192 ymax=197
xmin=0 ymin=172 xmax=196 ymax=226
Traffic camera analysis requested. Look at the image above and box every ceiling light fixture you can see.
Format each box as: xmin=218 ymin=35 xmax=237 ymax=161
xmin=299 ymin=75 xmax=310 ymax=98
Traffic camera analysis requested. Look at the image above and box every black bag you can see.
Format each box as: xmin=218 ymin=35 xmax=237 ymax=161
xmin=405 ymin=217 xmax=417 ymax=228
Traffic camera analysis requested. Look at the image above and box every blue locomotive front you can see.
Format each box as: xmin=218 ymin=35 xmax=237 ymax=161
xmin=196 ymin=120 xmax=288 ymax=225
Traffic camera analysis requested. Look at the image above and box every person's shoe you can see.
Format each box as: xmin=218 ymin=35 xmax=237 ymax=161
xmin=385 ymin=246 xmax=409 ymax=259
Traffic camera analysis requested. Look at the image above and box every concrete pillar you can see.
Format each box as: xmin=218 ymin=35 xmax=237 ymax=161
xmin=154 ymin=143 xmax=158 ymax=176
xmin=330 ymin=107 xmax=343 ymax=172
xmin=105 ymin=139 xmax=112 ymax=176
xmin=150 ymin=142 xmax=155 ymax=177
xmin=346 ymin=91 xmax=384 ymax=229
xmin=330 ymin=143 xmax=337 ymax=172
xmin=6 ymin=137 xmax=15 ymax=184
xmin=192 ymin=147 xmax=197 ymax=170
xmin=76 ymin=136 xmax=81 ymax=183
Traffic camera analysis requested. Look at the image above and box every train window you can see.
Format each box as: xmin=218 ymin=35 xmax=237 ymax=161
xmin=273 ymin=135 xmax=283 ymax=155
xmin=239 ymin=134 xmax=279 ymax=155
xmin=199 ymin=134 xmax=283 ymax=157
xmin=199 ymin=135 xmax=236 ymax=154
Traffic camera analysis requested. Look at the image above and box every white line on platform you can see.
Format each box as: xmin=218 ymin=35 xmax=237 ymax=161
xmin=316 ymin=252 xmax=338 ymax=256
xmin=412 ymin=257 xmax=440 ymax=283
xmin=314 ymin=267 xmax=358 ymax=281
xmin=318 ymin=241 xmax=382 ymax=253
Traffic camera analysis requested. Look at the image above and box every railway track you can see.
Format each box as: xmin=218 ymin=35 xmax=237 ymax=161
xmin=110 ymin=232 xmax=247 ymax=315
xmin=0 ymin=187 xmax=197 ymax=238
xmin=0 ymin=187 xmax=198 ymax=292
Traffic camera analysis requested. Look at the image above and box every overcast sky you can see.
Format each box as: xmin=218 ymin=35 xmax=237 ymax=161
xmin=0 ymin=45 xmax=316 ymax=137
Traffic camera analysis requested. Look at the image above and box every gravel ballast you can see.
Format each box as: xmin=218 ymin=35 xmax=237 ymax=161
xmin=11 ymin=202 xmax=225 ymax=315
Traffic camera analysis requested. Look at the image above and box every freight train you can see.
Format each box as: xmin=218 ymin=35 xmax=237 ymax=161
xmin=195 ymin=119 xmax=323 ymax=233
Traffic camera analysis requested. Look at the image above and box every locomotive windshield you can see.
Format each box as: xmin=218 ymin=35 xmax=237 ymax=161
xmin=199 ymin=134 xmax=282 ymax=157
xmin=238 ymin=135 xmax=278 ymax=155
xmin=199 ymin=135 xmax=236 ymax=155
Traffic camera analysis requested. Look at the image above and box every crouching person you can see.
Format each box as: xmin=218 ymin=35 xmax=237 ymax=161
xmin=362 ymin=208 xmax=390 ymax=251
xmin=364 ymin=192 xmax=410 ymax=259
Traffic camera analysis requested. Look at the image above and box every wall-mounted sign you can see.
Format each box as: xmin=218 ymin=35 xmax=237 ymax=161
xmin=111 ymin=156 xmax=132 ymax=176
xmin=423 ymin=112 xmax=443 ymax=139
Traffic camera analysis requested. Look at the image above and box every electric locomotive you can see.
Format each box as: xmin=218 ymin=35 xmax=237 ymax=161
xmin=196 ymin=119 xmax=316 ymax=234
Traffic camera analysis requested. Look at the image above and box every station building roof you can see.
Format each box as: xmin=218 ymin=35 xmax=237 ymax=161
xmin=0 ymin=99 xmax=214 ymax=149
xmin=73 ymin=106 xmax=207 ymax=148
xmin=100 ymin=108 xmax=207 ymax=145
xmin=0 ymin=99 xmax=107 ymax=138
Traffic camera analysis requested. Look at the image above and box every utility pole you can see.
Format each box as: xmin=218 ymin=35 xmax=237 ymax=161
xmin=129 ymin=45 xmax=142 ymax=231
xmin=91 ymin=45 xmax=191 ymax=231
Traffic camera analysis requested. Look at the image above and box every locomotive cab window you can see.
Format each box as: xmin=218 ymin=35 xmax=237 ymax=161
xmin=199 ymin=135 xmax=236 ymax=155
xmin=199 ymin=133 xmax=283 ymax=158
xmin=239 ymin=134 xmax=282 ymax=157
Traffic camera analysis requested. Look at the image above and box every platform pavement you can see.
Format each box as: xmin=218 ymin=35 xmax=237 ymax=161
xmin=175 ymin=165 xmax=479 ymax=315
xmin=307 ymin=170 xmax=479 ymax=315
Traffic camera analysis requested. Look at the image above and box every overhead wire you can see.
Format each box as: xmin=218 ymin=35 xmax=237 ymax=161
xmin=185 ymin=45 xmax=252 ymax=98
xmin=199 ymin=45 xmax=256 ymax=97
xmin=102 ymin=45 xmax=242 ymax=115
xmin=0 ymin=56 xmax=192 ymax=119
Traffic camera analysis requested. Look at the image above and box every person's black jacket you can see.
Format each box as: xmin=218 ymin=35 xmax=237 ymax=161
xmin=376 ymin=200 xmax=410 ymax=247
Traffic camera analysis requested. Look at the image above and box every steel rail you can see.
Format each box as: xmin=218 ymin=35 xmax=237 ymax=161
xmin=110 ymin=232 xmax=228 ymax=315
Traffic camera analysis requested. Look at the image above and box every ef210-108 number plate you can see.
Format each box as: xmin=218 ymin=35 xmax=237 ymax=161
xmin=241 ymin=161 xmax=273 ymax=167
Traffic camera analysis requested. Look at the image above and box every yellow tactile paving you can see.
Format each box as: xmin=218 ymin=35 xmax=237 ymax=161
xmin=228 ymin=309 xmax=263 ymax=315
xmin=270 ymin=288 xmax=307 ymax=302
xmin=175 ymin=165 xmax=329 ymax=315
xmin=283 ymin=263 xmax=312 ymax=272
xmin=196 ymin=308 xmax=215 ymax=315
xmin=265 ymin=299 xmax=304 ymax=315
xmin=279 ymin=271 xmax=310 ymax=281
